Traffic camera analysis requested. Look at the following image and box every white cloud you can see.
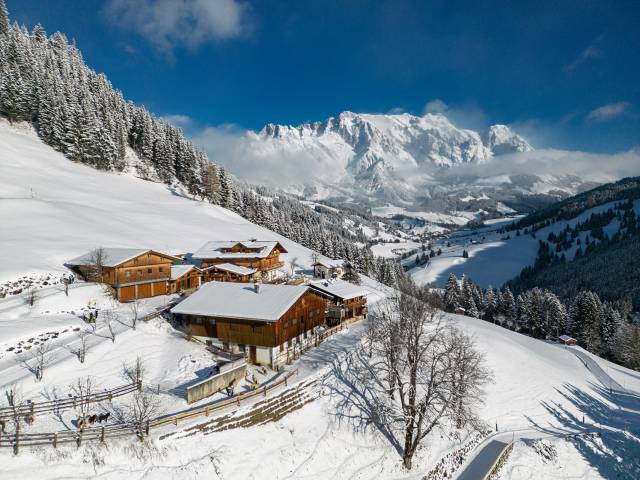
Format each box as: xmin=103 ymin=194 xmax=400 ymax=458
xmin=105 ymin=0 xmax=248 ymax=54
xmin=159 ymin=114 xmax=193 ymax=130
xmin=423 ymin=98 xmax=448 ymax=114
xmin=439 ymin=148 xmax=640 ymax=184
xmin=586 ymin=101 xmax=632 ymax=123
xmin=565 ymin=36 xmax=604 ymax=71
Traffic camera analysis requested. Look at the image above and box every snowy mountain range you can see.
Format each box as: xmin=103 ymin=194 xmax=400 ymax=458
xmin=241 ymin=111 xmax=595 ymax=216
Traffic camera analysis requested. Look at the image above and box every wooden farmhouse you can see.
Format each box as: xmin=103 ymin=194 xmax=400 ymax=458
xmin=66 ymin=248 xmax=182 ymax=301
xmin=201 ymin=263 xmax=258 ymax=283
xmin=313 ymin=259 xmax=344 ymax=279
xmin=168 ymin=265 xmax=202 ymax=295
xmin=309 ymin=279 xmax=368 ymax=327
xmin=170 ymin=282 xmax=326 ymax=368
xmin=192 ymin=241 xmax=286 ymax=282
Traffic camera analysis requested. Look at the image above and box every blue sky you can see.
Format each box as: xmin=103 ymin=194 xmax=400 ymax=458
xmin=8 ymin=0 xmax=640 ymax=153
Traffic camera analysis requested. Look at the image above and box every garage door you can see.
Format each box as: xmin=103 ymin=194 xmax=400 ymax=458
xmin=119 ymin=286 xmax=136 ymax=302
xmin=153 ymin=281 xmax=167 ymax=296
xmin=137 ymin=283 xmax=152 ymax=298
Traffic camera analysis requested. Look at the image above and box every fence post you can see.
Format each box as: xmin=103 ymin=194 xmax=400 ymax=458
xmin=53 ymin=432 xmax=57 ymax=448
xmin=237 ymin=396 xmax=240 ymax=406
xmin=100 ymin=426 xmax=105 ymax=443
xmin=174 ymin=417 xmax=178 ymax=426
xmin=157 ymin=384 xmax=160 ymax=395
xmin=76 ymin=431 xmax=82 ymax=448
xmin=14 ymin=423 xmax=20 ymax=455
xmin=145 ymin=420 xmax=150 ymax=435
xmin=263 ymin=386 xmax=267 ymax=397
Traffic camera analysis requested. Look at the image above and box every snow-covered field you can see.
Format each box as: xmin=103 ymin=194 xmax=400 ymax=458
xmin=1 ymin=120 xmax=639 ymax=479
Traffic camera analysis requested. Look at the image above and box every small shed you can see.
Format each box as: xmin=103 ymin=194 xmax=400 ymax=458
xmin=558 ymin=335 xmax=577 ymax=346
xmin=454 ymin=307 xmax=467 ymax=315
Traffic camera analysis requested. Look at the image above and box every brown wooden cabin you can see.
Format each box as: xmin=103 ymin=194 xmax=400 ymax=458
xmin=168 ymin=265 xmax=202 ymax=294
xmin=170 ymin=282 xmax=326 ymax=368
xmin=309 ymin=279 xmax=368 ymax=327
xmin=66 ymin=248 xmax=181 ymax=301
xmin=313 ymin=259 xmax=344 ymax=279
xmin=193 ymin=241 xmax=287 ymax=282
xmin=200 ymin=263 xmax=258 ymax=283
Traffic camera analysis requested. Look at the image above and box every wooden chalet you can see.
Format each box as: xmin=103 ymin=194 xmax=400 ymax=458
xmin=192 ymin=241 xmax=286 ymax=282
xmin=66 ymin=248 xmax=181 ymax=301
xmin=168 ymin=265 xmax=201 ymax=294
xmin=313 ymin=259 xmax=344 ymax=279
xmin=309 ymin=279 xmax=368 ymax=327
xmin=200 ymin=263 xmax=258 ymax=283
xmin=170 ymin=282 xmax=326 ymax=368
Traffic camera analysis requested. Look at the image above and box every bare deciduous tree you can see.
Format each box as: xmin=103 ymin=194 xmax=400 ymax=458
xmin=5 ymin=384 xmax=25 ymax=431
xmin=124 ymin=390 xmax=161 ymax=438
xmin=24 ymin=286 xmax=38 ymax=308
xmin=121 ymin=357 xmax=146 ymax=386
xmin=129 ymin=298 xmax=140 ymax=330
xmin=30 ymin=341 xmax=54 ymax=381
xmin=329 ymin=281 xmax=491 ymax=470
xmin=103 ymin=309 xmax=117 ymax=343
xmin=86 ymin=247 xmax=108 ymax=283
xmin=70 ymin=376 xmax=94 ymax=419
xmin=75 ymin=329 xmax=91 ymax=363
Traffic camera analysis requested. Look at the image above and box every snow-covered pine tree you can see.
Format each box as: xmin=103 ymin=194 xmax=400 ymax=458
xmin=0 ymin=0 xmax=9 ymax=36
xmin=444 ymin=273 xmax=461 ymax=312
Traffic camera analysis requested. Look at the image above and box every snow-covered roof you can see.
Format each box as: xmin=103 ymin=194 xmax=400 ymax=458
xmin=313 ymin=258 xmax=344 ymax=268
xmin=170 ymin=282 xmax=309 ymax=322
xmin=66 ymin=248 xmax=151 ymax=268
xmin=310 ymin=279 xmax=369 ymax=301
xmin=206 ymin=263 xmax=257 ymax=276
xmin=559 ymin=335 xmax=576 ymax=342
xmin=192 ymin=241 xmax=286 ymax=260
xmin=171 ymin=264 xmax=195 ymax=280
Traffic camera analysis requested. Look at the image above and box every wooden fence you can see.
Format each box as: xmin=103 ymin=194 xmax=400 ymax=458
xmin=0 ymin=381 xmax=140 ymax=421
xmin=0 ymin=312 xmax=362 ymax=452
xmin=0 ymin=369 xmax=299 ymax=451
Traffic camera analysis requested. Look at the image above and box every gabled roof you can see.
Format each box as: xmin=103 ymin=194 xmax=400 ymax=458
xmin=205 ymin=263 xmax=257 ymax=276
xmin=313 ymin=258 xmax=344 ymax=268
xmin=309 ymin=279 xmax=370 ymax=301
xmin=66 ymin=248 xmax=178 ymax=268
xmin=192 ymin=241 xmax=287 ymax=260
xmin=170 ymin=282 xmax=309 ymax=322
xmin=171 ymin=264 xmax=196 ymax=280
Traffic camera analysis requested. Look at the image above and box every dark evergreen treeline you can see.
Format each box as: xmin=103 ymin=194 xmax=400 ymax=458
xmin=0 ymin=2 xmax=405 ymax=287
xmin=443 ymin=273 xmax=640 ymax=371
xmin=510 ymin=199 xmax=640 ymax=310
xmin=511 ymin=176 xmax=640 ymax=232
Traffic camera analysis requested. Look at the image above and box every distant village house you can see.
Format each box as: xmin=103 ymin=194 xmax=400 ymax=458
xmin=312 ymin=259 xmax=344 ymax=279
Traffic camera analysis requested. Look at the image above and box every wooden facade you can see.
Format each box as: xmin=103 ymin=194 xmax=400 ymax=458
xmin=201 ymin=266 xmax=258 ymax=283
xmin=199 ymin=243 xmax=286 ymax=275
xmin=168 ymin=268 xmax=202 ymax=295
xmin=178 ymin=290 xmax=326 ymax=366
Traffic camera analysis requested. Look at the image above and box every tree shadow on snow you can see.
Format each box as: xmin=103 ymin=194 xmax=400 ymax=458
xmin=321 ymin=346 xmax=403 ymax=456
xmin=527 ymin=382 xmax=640 ymax=479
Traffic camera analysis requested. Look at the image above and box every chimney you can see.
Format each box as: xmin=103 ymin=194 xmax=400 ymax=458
xmin=254 ymin=282 xmax=261 ymax=293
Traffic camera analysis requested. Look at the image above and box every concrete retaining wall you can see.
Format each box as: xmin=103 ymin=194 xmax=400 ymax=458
xmin=186 ymin=362 xmax=247 ymax=404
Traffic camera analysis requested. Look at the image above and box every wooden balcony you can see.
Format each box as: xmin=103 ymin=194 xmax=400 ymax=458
xmin=115 ymin=271 xmax=170 ymax=285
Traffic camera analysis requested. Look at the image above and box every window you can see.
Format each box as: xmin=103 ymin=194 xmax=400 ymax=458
xmin=125 ymin=271 xmax=131 ymax=277
xmin=147 ymin=268 xmax=152 ymax=274
xmin=159 ymin=267 xmax=164 ymax=273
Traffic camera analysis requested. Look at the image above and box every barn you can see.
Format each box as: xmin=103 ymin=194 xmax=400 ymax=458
xmin=66 ymin=248 xmax=180 ymax=301
xmin=170 ymin=282 xmax=326 ymax=368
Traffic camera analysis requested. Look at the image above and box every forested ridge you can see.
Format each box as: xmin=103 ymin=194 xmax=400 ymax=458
xmin=0 ymin=1 xmax=405 ymax=286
